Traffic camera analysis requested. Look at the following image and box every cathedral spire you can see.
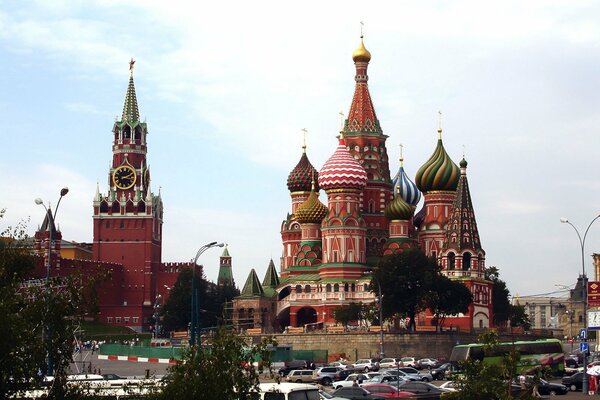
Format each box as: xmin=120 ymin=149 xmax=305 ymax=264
xmin=121 ymin=58 xmax=140 ymax=123
xmin=344 ymin=33 xmax=382 ymax=135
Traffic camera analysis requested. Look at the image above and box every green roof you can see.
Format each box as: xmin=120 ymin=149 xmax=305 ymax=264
xmin=121 ymin=74 xmax=140 ymax=124
xmin=240 ymin=269 xmax=264 ymax=297
xmin=221 ymin=246 xmax=231 ymax=257
xmin=262 ymin=259 xmax=280 ymax=288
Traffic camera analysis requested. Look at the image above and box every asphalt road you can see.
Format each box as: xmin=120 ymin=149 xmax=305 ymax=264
xmin=70 ymin=350 xmax=170 ymax=378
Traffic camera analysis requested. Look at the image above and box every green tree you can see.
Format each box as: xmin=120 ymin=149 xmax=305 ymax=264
xmin=486 ymin=266 xmax=512 ymax=327
xmin=509 ymin=304 xmax=531 ymax=331
xmin=155 ymin=328 xmax=276 ymax=400
xmin=0 ymin=211 xmax=93 ymax=399
xmin=333 ymin=302 xmax=366 ymax=328
xmin=426 ymin=275 xmax=473 ymax=331
xmin=161 ymin=268 xmax=239 ymax=334
xmin=373 ymin=249 xmax=440 ymax=331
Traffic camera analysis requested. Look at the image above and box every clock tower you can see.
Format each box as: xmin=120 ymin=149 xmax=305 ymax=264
xmin=93 ymin=60 xmax=163 ymax=320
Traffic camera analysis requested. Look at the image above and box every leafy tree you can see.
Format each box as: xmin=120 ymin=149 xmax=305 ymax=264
xmin=486 ymin=266 xmax=512 ymax=327
xmin=426 ymin=275 xmax=473 ymax=331
xmin=161 ymin=267 xmax=239 ymax=334
xmin=509 ymin=304 xmax=531 ymax=331
xmin=0 ymin=211 xmax=93 ymax=399
xmin=373 ymin=249 xmax=440 ymax=331
xmin=155 ymin=328 xmax=276 ymax=400
xmin=333 ymin=302 xmax=365 ymax=328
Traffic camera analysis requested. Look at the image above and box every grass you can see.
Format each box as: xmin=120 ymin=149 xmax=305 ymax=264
xmin=79 ymin=320 xmax=152 ymax=342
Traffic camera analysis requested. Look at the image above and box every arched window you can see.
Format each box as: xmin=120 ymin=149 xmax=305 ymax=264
xmin=326 ymin=284 xmax=332 ymax=292
xmin=304 ymin=285 xmax=311 ymax=293
xmin=448 ymin=252 xmax=456 ymax=270
xmin=344 ymin=283 xmax=349 ymax=292
xmin=295 ymin=285 xmax=302 ymax=293
xmin=334 ymin=284 xmax=340 ymax=292
xmin=351 ymin=283 xmax=356 ymax=292
xmin=462 ymin=253 xmax=472 ymax=270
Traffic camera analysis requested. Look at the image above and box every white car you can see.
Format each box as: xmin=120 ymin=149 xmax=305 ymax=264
xmin=400 ymin=357 xmax=418 ymax=368
xmin=379 ymin=357 xmax=402 ymax=369
xmin=352 ymin=358 xmax=379 ymax=372
xmin=332 ymin=373 xmax=371 ymax=389
xmin=327 ymin=361 xmax=349 ymax=369
xmin=439 ymin=381 xmax=458 ymax=392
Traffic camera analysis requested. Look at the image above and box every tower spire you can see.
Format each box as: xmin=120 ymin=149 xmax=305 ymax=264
xmin=399 ymin=144 xmax=404 ymax=167
xmin=438 ymin=110 xmax=443 ymax=139
xmin=122 ymin=58 xmax=140 ymax=123
xmin=301 ymin=128 xmax=307 ymax=153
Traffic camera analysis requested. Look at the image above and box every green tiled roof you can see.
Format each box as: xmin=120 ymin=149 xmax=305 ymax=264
xmin=221 ymin=246 xmax=230 ymax=257
xmin=240 ymin=269 xmax=264 ymax=297
xmin=262 ymin=259 xmax=280 ymax=288
xmin=279 ymin=274 xmax=322 ymax=285
xmin=121 ymin=75 xmax=140 ymax=123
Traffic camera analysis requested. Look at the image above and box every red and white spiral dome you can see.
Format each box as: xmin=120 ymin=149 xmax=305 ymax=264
xmin=318 ymin=137 xmax=368 ymax=190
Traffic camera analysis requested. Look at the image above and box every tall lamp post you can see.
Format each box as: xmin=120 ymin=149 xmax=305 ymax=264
xmin=34 ymin=187 xmax=69 ymax=377
xmin=363 ymin=271 xmax=385 ymax=358
xmin=561 ymin=215 xmax=600 ymax=395
xmin=190 ymin=241 xmax=224 ymax=347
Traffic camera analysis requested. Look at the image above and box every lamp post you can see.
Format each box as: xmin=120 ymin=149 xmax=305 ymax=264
xmin=153 ymin=294 xmax=162 ymax=339
xmin=190 ymin=241 xmax=224 ymax=347
xmin=561 ymin=215 xmax=600 ymax=395
xmin=34 ymin=187 xmax=69 ymax=377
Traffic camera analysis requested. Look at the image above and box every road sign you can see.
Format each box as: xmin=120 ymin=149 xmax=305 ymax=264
xmin=581 ymin=342 xmax=589 ymax=353
xmin=581 ymin=328 xmax=588 ymax=340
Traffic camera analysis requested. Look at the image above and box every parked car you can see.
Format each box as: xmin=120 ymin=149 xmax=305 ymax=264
xmin=319 ymin=390 xmax=348 ymax=400
xmin=353 ymin=358 xmax=380 ymax=372
xmin=364 ymin=374 xmax=404 ymax=385
xmin=361 ymin=383 xmax=414 ymax=398
xmin=379 ymin=358 xmax=403 ymax=369
xmin=537 ymin=379 xmax=568 ymax=396
xmin=383 ymin=368 xmax=432 ymax=382
xmin=400 ymin=357 xmax=419 ymax=369
xmin=333 ymin=373 xmax=371 ymax=389
xmin=286 ymin=369 xmax=315 ymax=383
xmin=438 ymin=381 xmax=458 ymax=392
xmin=417 ymin=358 xmax=440 ymax=369
xmin=278 ymin=360 xmax=309 ymax=377
xmin=561 ymin=372 xmax=584 ymax=392
xmin=328 ymin=361 xmax=350 ymax=369
xmin=313 ymin=367 xmax=343 ymax=386
xmin=334 ymin=368 xmax=357 ymax=381
xmin=259 ymin=383 xmax=320 ymax=400
xmin=430 ymin=362 xmax=459 ymax=380
xmin=395 ymin=381 xmax=450 ymax=399
xmin=382 ymin=369 xmax=417 ymax=382
xmin=332 ymin=386 xmax=386 ymax=400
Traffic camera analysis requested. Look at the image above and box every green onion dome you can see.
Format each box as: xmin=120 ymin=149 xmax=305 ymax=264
xmin=384 ymin=194 xmax=414 ymax=221
xmin=295 ymin=190 xmax=328 ymax=224
xmin=415 ymin=139 xmax=460 ymax=192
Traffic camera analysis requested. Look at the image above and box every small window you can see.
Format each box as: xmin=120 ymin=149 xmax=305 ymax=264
xmin=115 ymin=317 xmax=121 ymax=323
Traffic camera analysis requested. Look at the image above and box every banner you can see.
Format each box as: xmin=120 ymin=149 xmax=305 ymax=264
xmin=588 ymin=281 xmax=600 ymax=307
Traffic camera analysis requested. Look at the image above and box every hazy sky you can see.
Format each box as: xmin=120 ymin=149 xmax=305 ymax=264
xmin=1 ymin=1 xmax=600 ymax=300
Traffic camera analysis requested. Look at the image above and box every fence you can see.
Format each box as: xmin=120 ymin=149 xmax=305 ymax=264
xmin=99 ymin=343 xmax=185 ymax=360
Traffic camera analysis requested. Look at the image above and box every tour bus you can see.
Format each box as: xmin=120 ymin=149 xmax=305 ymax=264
xmin=449 ymin=338 xmax=565 ymax=375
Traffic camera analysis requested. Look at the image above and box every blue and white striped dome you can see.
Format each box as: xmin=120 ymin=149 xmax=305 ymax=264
xmin=392 ymin=165 xmax=421 ymax=206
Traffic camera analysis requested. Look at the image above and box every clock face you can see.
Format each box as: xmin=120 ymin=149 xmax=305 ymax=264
xmin=113 ymin=165 xmax=137 ymax=189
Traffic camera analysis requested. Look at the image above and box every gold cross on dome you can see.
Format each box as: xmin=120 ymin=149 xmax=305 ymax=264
xmin=129 ymin=58 xmax=136 ymax=76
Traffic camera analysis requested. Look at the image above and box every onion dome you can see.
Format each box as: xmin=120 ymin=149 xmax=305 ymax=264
xmin=287 ymin=151 xmax=319 ymax=192
xmin=392 ymin=149 xmax=421 ymax=206
xmin=318 ymin=136 xmax=368 ymax=191
xmin=415 ymin=138 xmax=460 ymax=192
xmin=352 ymin=35 xmax=371 ymax=63
xmin=384 ymin=194 xmax=414 ymax=221
xmin=460 ymin=157 xmax=468 ymax=169
xmin=295 ymin=187 xmax=328 ymax=224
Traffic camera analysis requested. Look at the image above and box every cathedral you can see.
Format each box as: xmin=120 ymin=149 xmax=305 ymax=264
xmin=232 ymin=35 xmax=494 ymax=332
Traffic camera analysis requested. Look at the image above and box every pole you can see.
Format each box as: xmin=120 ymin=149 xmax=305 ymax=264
xmin=190 ymin=242 xmax=224 ymax=347
xmin=377 ymin=278 xmax=384 ymax=359
xmin=34 ymin=187 xmax=68 ymax=377
xmin=561 ymin=215 xmax=600 ymax=395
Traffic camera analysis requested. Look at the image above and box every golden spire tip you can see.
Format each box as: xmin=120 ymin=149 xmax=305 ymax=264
xmin=129 ymin=58 xmax=135 ymax=77
xmin=301 ymin=128 xmax=307 ymax=153
xmin=437 ymin=110 xmax=442 ymax=139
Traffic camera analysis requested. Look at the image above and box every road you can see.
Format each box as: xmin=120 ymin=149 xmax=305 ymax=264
xmin=70 ymin=350 xmax=170 ymax=378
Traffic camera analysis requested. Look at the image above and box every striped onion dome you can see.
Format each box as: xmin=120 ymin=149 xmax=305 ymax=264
xmin=384 ymin=195 xmax=414 ymax=221
xmin=287 ymin=152 xmax=319 ymax=192
xmin=415 ymin=139 xmax=460 ymax=192
xmin=295 ymin=189 xmax=328 ymax=224
xmin=318 ymin=137 xmax=368 ymax=191
xmin=392 ymin=165 xmax=421 ymax=207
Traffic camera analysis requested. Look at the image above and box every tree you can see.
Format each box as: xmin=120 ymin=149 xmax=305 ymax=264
xmin=161 ymin=267 xmax=239 ymax=334
xmin=426 ymin=275 xmax=473 ymax=331
xmin=333 ymin=302 xmax=365 ymax=328
xmin=486 ymin=267 xmax=512 ymax=327
xmin=373 ymin=249 xmax=440 ymax=331
xmin=155 ymin=328 xmax=276 ymax=400
xmin=0 ymin=211 xmax=92 ymax=399
xmin=509 ymin=304 xmax=531 ymax=331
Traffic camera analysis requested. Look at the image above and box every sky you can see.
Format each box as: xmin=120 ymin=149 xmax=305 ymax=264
xmin=1 ymin=0 xmax=600 ymax=299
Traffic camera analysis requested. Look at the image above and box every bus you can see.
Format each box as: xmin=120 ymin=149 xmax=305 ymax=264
xmin=449 ymin=338 xmax=565 ymax=375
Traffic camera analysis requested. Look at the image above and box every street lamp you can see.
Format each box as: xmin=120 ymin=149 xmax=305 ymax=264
xmin=363 ymin=271 xmax=385 ymax=358
xmin=34 ymin=187 xmax=69 ymax=377
xmin=154 ymin=294 xmax=162 ymax=339
xmin=561 ymin=215 xmax=600 ymax=394
xmin=190 ymin=241 xmax=224 ymax=347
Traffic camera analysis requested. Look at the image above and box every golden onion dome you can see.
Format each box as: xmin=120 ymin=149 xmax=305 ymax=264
xmin=352 ymin=36 xmax=371 ymax=63
xmin=295 ymin=190 xmax=328 ymax=224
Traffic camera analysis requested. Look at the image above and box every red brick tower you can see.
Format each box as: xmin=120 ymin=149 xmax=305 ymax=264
xmin=92 ymin=60 xmax=163 ymax=327
xmin=342 ymin=35 xmax=393 ymax=264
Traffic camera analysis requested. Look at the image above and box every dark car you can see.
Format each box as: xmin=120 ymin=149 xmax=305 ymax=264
xmin=538 ymin=379 xmax=568 ymax=396
xmin=335 ymin=368 xmax=358 ymax=381
xmin=562 ymin=372 xmax=584 ymax=391
xmin=278 ymin=360 xmax=309 ymax=377
xmin=430 ymin=362 xmax=459 ymax=380
xmin=396 ymin=381 xmax=449 ymax=399
xmin=333 ymin=386 xmax=386 ymax=400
